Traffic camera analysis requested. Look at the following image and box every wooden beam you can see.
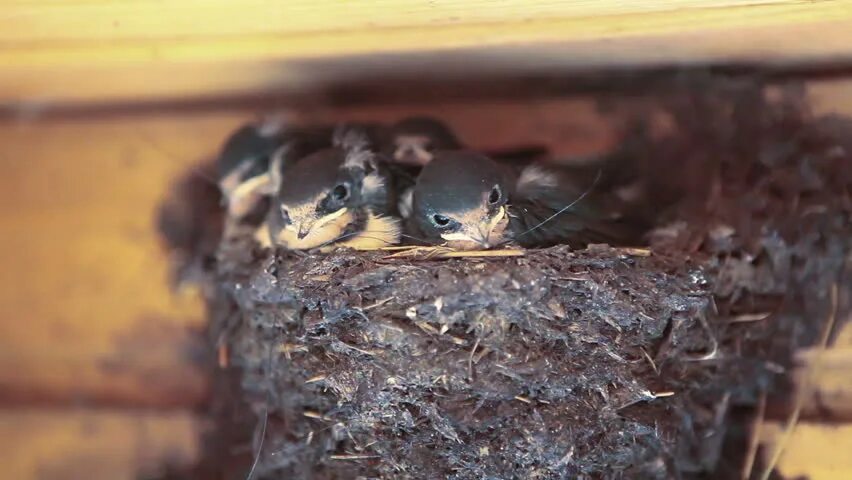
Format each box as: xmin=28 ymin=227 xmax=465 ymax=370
xmin=0 ymin=115 xmax=222 ymax=408
xmin=2 ymin=1 xmax=852 ymax=105
xmin=7 ymin=1 xmax=842 ymax=44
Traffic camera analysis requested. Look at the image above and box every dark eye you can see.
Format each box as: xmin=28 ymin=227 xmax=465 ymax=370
xmin=432 ymin=214 xmax=451 ymax=227
xmin=488 ymin=185 xmax=502 ymax=205
xmin=280 ymin=206 xmax=291 ymax=224
xmin=331 ymin=183 xmax=350 ymax=202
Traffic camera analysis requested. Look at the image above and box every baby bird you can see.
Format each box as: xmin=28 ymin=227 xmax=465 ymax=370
xmin=407 ymin=150 xmax=646 ymax=250
xmin=266 ymin=127 xmax=401 ymax=251
xmin=386 ymin=116 xmax=549 ymax=219
xmin=216 ymin=118 xmax=334 ymax=221
xmin=216 ymin=118 xmax=287 ymax=220
xmin=386 ymin=115 xmax=549 ymax=167
xmin=387 ymin=116 xmax=462 ymax=167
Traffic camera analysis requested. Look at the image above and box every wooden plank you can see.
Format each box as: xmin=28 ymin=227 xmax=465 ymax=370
xmin=0 ymin=409 xmax=200 ymax=480
xmin=2 ymin=1 xmax=852 ymax=105
xmin=4 ymin=1 xmax=826 ymax=44
xmin=759 ymin=422 xmax=852 ymax=480
xmin=0 ymin=114 xmax=233 ymax=407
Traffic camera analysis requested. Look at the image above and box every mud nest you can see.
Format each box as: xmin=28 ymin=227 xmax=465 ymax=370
xmin=164 ymin=77 xmax=852 ymax=479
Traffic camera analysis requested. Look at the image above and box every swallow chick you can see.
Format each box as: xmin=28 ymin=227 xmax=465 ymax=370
xmin=266 ymin=127 xmax=401 ymax=251
xmin=387 ymin=116 xmax=462 ymax=167
xmin=387 ymin=116 xmax=552 ymax=219
xmin=407 ymin=151 xmax=645 ymax=250
xmin=216 ymin=119 xmax=344 ymax=247
xmin=216 ymin=118 xmax=289 ymax=220
xmin=217 ymin=119 xmax=340 ymax=220
xmin=388 ymin=115 xmax=550 ymax=167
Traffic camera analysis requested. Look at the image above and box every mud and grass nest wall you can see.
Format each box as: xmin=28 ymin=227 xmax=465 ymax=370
xmin=163 ymin=78 xmax=852 ymax=479
xmin=218 ymin=244 xmax=721 ymax=478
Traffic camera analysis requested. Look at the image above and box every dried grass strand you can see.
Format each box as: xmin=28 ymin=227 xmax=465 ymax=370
xmin=758 ymin=283 xmax=839 ymax=480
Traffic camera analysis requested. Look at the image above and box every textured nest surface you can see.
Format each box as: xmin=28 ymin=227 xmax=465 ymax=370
xmin=164 ymin=78 xmax=852 ymax=479
xmin=216 ymin=244 xmax=715 ymax=479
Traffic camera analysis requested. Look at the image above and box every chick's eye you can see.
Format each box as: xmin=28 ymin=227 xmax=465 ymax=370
xmin=331 ymin=183 xmax=350 ymax=202
xmin=488 ymin=185 xmax=502 ymax=205
xmin=280 ymin=206 xmax=291 ymax=224
xmin=432 ymin=214 xmax=451 ymax=227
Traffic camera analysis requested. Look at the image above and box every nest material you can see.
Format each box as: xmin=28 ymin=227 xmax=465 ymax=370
xmin=180 ymin=77 xmax=852 ymax=479
xmin=218 ymin=243 xmax=720 ymax=479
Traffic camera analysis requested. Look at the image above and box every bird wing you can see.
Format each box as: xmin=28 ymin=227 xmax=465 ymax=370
xmin=508 ymin=164 xmax=647 ymax=248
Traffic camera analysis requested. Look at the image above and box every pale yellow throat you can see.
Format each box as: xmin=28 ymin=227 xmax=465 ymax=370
xmin=334 ymin=212 xmax=401 ymax=251
xmin=275 ymin=208 xmax=400 ymax=251
xmin=276 ymin=207 xmax=352 ymax=250
xmin=440 ymin=206 xmax=508 ymax=250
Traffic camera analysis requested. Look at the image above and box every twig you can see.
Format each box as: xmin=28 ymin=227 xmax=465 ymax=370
xmin=383 ymin=246 xmax=452 ymax=258
xmin=246 ymin=334 xmax=278 ymax=480
xmin=378 ymin=245 xmax=423 ymax=251
xmin=305 ymin=374 xmax=327 ymax=384
xmin=383 ymin=246 xmax=524 ymax=259
xmin=759 ymin=283 xmax=839 ymax=480
xmin=330 ymin=454 xmax=381 ymax=460
xmin=363 ymin=296 xmax=395 ymax=311
xmin=731 ymin=312 xmax=772 ymax=323
xmin=441 ymin=249 xmax=525 ymax=258
xmin=303 ymin=411 xmax=334 ymax=421
xmin=640 ymin=347 xmax=659 ymax=375
xmin=336 ymin=341 xmax=379 ymax=356
xmin=217 ymin=332 xmax=229 ymax=369
xmin=619 ymin=247 xmax=652 ymax=257
xmin=685 ymin=311 xmax=720 ymax=361
xmin=741 ymin=389 xmax=767 ymax=480
xmin=245 ymin=405 xmax=268 ymax=480
xmin=468 ymin=337 xmax=480 ymax=381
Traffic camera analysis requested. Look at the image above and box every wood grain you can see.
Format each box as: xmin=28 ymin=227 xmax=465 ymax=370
xmin=2 ymin=1 xmax=851 ymax=105
xmin=6 ymin=1 xmax=828 ymax=43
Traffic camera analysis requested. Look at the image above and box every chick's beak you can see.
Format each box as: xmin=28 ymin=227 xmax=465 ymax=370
xmin=477 ymin=234 xmax=493 ymax=249
xmin=291 ymin=215 xmax=322 ymax=240
xmin=442 ymin=223 xmax=491 ymax=249
xmin=479 ymin=206 xmax=508 ymax=248
xmin=441 ymin=206 xmax=506 ymax=250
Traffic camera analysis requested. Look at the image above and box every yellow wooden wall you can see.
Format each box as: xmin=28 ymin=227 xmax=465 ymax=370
xmin=3 ymin=0 xmax=852 ymax=106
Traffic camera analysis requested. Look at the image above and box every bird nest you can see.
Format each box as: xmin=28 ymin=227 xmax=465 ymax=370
xmin=162 ymin=77 xmax=852 ymax=479
xmin=213 ymin=241 xmax=720 ymax=479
